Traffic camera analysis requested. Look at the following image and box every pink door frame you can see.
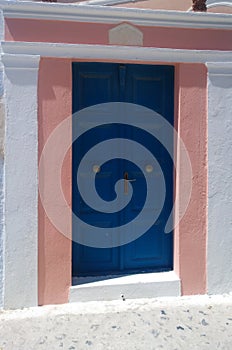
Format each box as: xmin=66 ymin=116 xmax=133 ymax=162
xmin=38 ymin=58 xmax=207 ymax=305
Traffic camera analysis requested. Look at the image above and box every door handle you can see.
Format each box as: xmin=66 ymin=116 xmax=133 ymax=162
xmin=124 ymin=172 xmax=136 ymax=194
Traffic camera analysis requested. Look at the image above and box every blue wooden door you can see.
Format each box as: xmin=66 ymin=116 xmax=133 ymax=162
xmin=72 ymin=63 xmax=174 ymax=276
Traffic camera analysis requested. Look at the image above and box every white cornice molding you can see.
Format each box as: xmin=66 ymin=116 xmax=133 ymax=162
xmin=0 ymin=1 xmax=232 ymax=29
xmin=207 ymin=62 xmax=232 ymax=75
xmin=207 ymin=1 xmax=232 ymax=8
xmin=79 ymin=0 xmax=133 ymax=5
xmin=188 ymin=1 xmax=232 ymax=11
xmin=88 ymin=0 xmax=232 ymax=7
xmin=88 ymin=0 xmax=232 ymax=10
xmin=1 ymin=53 xmax=40 ymax=69
xmin=1 ymin=41 xmax=232 ymax=64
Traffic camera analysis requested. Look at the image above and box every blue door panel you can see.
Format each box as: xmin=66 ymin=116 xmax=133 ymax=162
xmin=72 ymin=63 xmax=122 ymax=276
xmin=76 ymin=63 xmax=120 ymax=109
xmin=72 ymin=62 xmax=174 ymax=276
xmin=121 ymin=65 xmax=174 ymax=271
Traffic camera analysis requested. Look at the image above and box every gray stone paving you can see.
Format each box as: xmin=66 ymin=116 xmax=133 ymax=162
xmin=0 ymin=294 xmax=232 ymax=350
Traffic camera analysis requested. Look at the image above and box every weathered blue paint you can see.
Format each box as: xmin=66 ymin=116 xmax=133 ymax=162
xmin=72 ymin=63 xmax=174 ymax=276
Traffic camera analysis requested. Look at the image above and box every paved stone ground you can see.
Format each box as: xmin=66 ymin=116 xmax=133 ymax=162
xmin=0 ymin=294 xmax=232 ymax=350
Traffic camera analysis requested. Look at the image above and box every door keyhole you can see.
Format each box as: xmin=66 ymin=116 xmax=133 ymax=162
xmin=124 ymin=172 xmax=136 ymax=194
xmin=124 ymin=172 xmax=129 ymax=195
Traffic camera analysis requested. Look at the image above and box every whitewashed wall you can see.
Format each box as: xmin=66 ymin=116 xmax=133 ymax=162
xmin=0 ymin=9 xmax=4 ymax=309
xmin=0 ymin=94 xmax=4 ymax=308
xmin=207 ymin=63 xmax=232 ymax=294
xmin=0 ymin=155 xmax=4 ymax=309
xmin=2 ymin=54 xmax=39 ymax=309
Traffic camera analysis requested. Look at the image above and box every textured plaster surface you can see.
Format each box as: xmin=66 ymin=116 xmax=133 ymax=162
xmin=109 ymin=23 xmax=143 ymax=46
xmin=117 ymin=0 xmax=192 ymax=11
xmin=208 ymin=6 xmax=232 ymax=13
xmin=0 ymin=6 xmax=4 ymax=307
xmin=0 ymin=100 xmax=5 ymax=156
xmin=207 ymin=64 xmax=232 ymax=294
xmin=0 ymin=294 xmax=232 ymax=349
xmin=5 ymin=19 xmax=232 ymax=51
xmin=0 ymin=9 xmax=4 ymax=41
xmin=0 ymin=157 xmax=3 ymax=309
xmin=0 ymin=62 xmax=4 ymax=308
xmin=38 ymin=58 xmax=72 ymax=305
xmin=3 ymin=55 xmax=39 ymax=308
xmin=177 ymin=64 xmax=207 ymax=295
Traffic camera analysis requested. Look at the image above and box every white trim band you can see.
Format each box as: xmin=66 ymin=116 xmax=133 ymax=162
xmin=0 ymin=1 xmax=232 ymax=29
xmin=207 ymin=61 xmax=232 ymax=75
xmin=88 ymin=0 xmax=232 ymax=8
xmin=1 ymin=42 xmax=232 ymax=64
xmin=207 ymin=0 xmax=232 ymax=8
xmin=1 ymin=53 xmax=40 ymax=69
xmin=79 ymin=0 xmax=133 ymax=5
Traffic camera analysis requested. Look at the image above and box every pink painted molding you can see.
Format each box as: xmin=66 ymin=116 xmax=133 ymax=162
xmin=5 ymin=19 xmax=232 ymax=51
xmin=117 ymin=0 xmax=192 ymax=11
xmin=38 ymin=58 xmax=72 ymax=305
xmin=176 ymin=64 xmax=207 ymax=295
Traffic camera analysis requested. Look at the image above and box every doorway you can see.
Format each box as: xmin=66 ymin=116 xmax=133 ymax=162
xmin=72 ymin=62 xmax=174 ymax=277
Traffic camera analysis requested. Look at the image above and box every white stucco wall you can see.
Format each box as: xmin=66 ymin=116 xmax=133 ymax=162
xmin=0 ymin=59 xmax=4 ymax=310
xmin=0 ymin=9 xmax=3 ymax=41
xmin=0 ymin=155 xmax=4 ymax=309
xmin=207 ymin=63 xmax=232 ymax=294
xmin=2 ymin=54 xmax=39 ymax=308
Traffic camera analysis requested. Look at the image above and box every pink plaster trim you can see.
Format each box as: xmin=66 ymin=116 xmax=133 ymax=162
xmin=38 ymin=58 xmax=72 ymax=305
xmin=208 ymin=6 xmax=232 ymax=14
xmin=117 ymin=0 xmax=192 ymax=11
xmin=5 ymin=18 xmax=232 ymax=51
xmin=176 ymin=63 xmax=207 ymax=295
xmin=38 ymin=59 xmax=207 ymax=304
xmin=5 ymin=19 xmax=110 ymax=45
xmin=173 ymin=64 xmax=180 ymax=278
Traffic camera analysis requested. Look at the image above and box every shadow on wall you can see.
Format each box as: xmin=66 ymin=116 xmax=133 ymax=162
xmin=208 ymin=73 xmax=232 ymax=88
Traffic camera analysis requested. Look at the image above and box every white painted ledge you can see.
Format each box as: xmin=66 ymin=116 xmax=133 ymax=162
xmin=188 ymin=0 xmax=232 ymax=11
xmin=207 ymin=61 xmax=232 ymax=75
xmin=207 ymin=0 xmax=232 ymax=9
xmin=69 ymin=271 xmax=181 ymax=302
xmin=79 ymin=0 xmax=134 ymax=5
xmin=1 ymin=42 xmax=232 ymax=64
xmin=0 ymin=1 xmax=232 ymax=29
